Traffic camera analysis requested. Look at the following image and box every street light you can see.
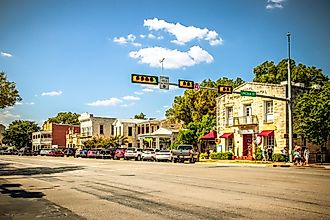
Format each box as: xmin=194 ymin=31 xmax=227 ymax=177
xmin=160 ymin=58 xmax=165 ymax=74
xmin=287 ymin=32 xmax=293 ymax=163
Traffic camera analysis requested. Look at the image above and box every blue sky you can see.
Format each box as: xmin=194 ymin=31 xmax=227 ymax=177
xmin=1 ymin=0 xmax=329 ymax=126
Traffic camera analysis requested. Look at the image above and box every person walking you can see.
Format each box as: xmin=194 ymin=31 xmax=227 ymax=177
xmin=281 ymin=147 xmax=287 ymax=162
xmin=304 ymin=147 xmax=310 ymax=166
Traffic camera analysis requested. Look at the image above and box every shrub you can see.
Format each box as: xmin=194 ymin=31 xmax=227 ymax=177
xmin=216 ymin=152 xmax=233 ymax=160
xmin=199 ymin=153 xmax=208 ymax=159
xmin=210 ymin=152 xmax=218 ymax=159
xmin=272 ymin=153 xmax=284 ymax=162
xmin=255 ymin=147 xmax=263 ymax=161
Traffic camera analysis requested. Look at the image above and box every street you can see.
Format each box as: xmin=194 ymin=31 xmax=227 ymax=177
xmin=0 ymin=156 xmax=330 ymax=220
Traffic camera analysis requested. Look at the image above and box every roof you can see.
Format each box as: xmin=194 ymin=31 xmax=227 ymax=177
xmin=200 ymin=130 xmax=217 ymax=140
xmin=113 ymin=118 xmax=147 ymax=124
xmin=151 ymin=128 xmax=173 ymax=136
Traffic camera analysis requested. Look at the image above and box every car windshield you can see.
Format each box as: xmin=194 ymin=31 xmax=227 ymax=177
xmin=160 ymin=150 xmax=170 ymax=153
xmin=126 ymin=148 xmax=135 ymax=151
xmin=144 ymin=149 xmax=154 ymax=152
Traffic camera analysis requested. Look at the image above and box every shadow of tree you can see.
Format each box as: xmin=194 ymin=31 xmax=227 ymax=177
xmin=0 ymin=183 xmax=45 ymax=198
xmin=0 ymin=164 xmax=84 ymax=176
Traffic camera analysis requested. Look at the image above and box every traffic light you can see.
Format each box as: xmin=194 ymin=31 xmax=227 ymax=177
xmin=218 ymin=85 xmax=233 ymax=94
xmin=131 ymin=74 xmax=159 ymax=85
xmin=178 ymin=79 xmax=194 ymax=89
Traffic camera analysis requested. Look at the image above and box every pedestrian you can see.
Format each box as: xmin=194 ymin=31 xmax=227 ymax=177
xmin=304 ymin=147 xmax=310 ymax=166
xmin=281 ymin=147 xmax=287 ymax=162
xmin=293 ymin=146 xmax=302 ymax=166
xmin=262 ymin=146 xmax=267 ymax=161
xmin=267 ymin=146 xmax=273 ymax=161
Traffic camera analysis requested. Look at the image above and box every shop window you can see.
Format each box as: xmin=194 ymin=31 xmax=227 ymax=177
xmin=100 ymin=125 xmax=104 ymax=135
xmin=128 ymin=127 xmax=133 ymax=136
xmin=264 ymin=101 xmax=274 ymax=122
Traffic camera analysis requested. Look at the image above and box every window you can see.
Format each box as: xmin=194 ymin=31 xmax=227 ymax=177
xmin=138 ymin=127 xmax=140 ymax=134
xmin=111 ymin=125 xmax=114 ymax=135
xmin=266 ymin=136 xmax=274 ymax=148
xmin=128 ymin=127 xmax=133 ymax=136
xmin=244 ymin=104 xmax=252 ymax=124
xmin=227 ymin=138 xmax=233 ymax=152
xmin=226 ymin=107 xmax=233 ymax=126
xmin=142 ymin=127 xmax=145 ymax=134
xmin=119 ymin=127 xmax=122 ymax=135
xmin=146 ymin=125 xmax=149 ymax=134
xmin=100 ymin=125 xmax=104 ymax=135
xmin=265 ymin=101 xmax=274 ymax=122
xmin=128 ymin=143 xmax=132 ymax=148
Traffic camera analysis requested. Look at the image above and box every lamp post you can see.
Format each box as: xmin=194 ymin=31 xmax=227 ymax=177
xmin=160 ymin=58 xmax=165 ymax=74
xmin=287 ymin=32 xmax=293 ymax=163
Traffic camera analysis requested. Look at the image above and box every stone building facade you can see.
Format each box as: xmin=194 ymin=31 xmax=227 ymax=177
xmin=78 ymin=113 xmax=116 ymax=145
xmin=216 ymin=82 xmax=306 ymax=158
xmin=0 ymin=124 xmax=5 ymax=146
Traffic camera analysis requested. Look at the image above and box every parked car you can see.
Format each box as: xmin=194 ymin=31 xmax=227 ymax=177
xmin=96 ymin=149 xmax=113 ymax=159
xmin=75 ymin=149 xmax=88 ymax=158
xmin=48 ymin=149 xmax=64 ymax=157
xmin=87 ymin=149 xmax=98 ymax=158
xmin=18 ymin=147 xmax=32 ymax=156
xmin=40 ymin=149 xmax=51 ymax=156
xmin=171 ymin=144 xmax=199 ymax=163
xmin=141 ymin=148 xmax=156 ymax=161
xmin=3 ymin=148 xmax=18 ymax=155
xmin=63 ymin=148 xmax=76 ymax=157
xmin=155 ymin=150 xmax=172 ymax=162
xmin=124 ymin=148 xmax=143 ymax=161
xmin=113 ymin=148 xmax=126 ymax=160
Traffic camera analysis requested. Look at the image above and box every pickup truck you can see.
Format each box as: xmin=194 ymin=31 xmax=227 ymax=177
xmin=171 ymin=144 xmax=199 ymax=163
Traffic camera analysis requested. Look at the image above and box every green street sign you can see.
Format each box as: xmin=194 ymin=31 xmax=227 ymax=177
xmin=240 ymin=90 xmax=256 ymax=97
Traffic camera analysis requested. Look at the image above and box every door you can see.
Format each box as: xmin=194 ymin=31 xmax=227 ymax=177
xmin=244 ymin=104 xmax=252 ymax=124
xmin=243 ymin=134 xmax=252 ymax=156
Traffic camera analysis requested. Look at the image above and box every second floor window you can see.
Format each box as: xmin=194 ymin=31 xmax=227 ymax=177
xmin=226 ymin=107 xmax=233 ymax=126
xmin=244 ymin=104 xmax=252 ymax=116
xmin=128 ymin=127 xmax=132 ymax=136
xmin=100 ymin=125 xmax=104 ymax=135
xmin=265 ymin=101 xmax=274 ymax=122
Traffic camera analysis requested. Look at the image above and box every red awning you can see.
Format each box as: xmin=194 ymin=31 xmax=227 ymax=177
xmin=200 ymin=130 xmax=217 ymax=140
xmin=257 ymin=130 xmax=274 ymax=137
xmin=219 ymin=133 xmax=233 ymax=139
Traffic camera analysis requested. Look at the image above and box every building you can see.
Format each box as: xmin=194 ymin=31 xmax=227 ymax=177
xmin=112 ymin=118 xmax=147 ymax=148
xmin=0 ymin=124 xmax=5 ymax=146
xmin=137 ymin=119 xmax=182 ymax=149
xmin=32 ymin=122 xmax=80 ymax=150
xmin=78 ymin=113 xmax=116 ymax=145
xmin=66 ymin=126 xmax=81 ymax=149
xmin=216 ymin=82 xmax=307 ymax=159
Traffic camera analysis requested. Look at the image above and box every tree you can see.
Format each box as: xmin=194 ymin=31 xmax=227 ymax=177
xmin=45 ymin=112 xmax=80 ymax=125
xmin=0 ymin=72 xmax=22 ymax=109
xmin=253 ymin=59 xmax=328 ymax=86
xmin=134 ymin=112 xmax=146 ymax=119
xmin=83 ymin=136 xmax=116 ymax=149
xmin=2 ymin=120 xmax=40 ymax=147
xmin=294 ymin=82 xmax=330 ymax=150
xmin=166 ymin=77 xmax=244 ymax=125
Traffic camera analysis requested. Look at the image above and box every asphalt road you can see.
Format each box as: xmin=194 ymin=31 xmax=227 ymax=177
xmin=0 ymin=155 xmax=329 ymax=220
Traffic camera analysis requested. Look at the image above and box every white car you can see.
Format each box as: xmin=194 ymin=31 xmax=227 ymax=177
xmin=141 ymin=149 xmax=156 ymax=161
xmin=155 ymin=150 xmax=172 ymax=162
xmin=124 ymin=148 xmax=143 ymax=161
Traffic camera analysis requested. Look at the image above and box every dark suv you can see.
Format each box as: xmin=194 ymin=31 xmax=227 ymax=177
xmin=63 ymin=148 xmax=76 ymax=157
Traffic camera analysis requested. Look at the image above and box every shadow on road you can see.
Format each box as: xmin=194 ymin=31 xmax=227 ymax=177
xmin=0 ymin=183 xmax=45 ymax=198
xmin=0 ymin=163 xmax=84 ymax=176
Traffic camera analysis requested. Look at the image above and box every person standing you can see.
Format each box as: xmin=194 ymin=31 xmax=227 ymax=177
xmin=281 ymin=147 xmax=287 ymax=162
xmin=267 ymin=146 xmax=273 ymax=161
xmin=304 ymin=147 xmax=310 ymax=166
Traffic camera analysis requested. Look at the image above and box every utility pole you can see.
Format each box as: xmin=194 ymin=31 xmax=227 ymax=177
xmin=287 ymin=32 xmax=293 ymax=163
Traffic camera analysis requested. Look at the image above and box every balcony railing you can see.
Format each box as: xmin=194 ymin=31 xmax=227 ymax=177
xmin=233 ymin=115 xmax=258 ymax=126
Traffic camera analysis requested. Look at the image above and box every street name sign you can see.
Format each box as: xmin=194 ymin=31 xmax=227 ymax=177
xmin=240 ymin=90 xmax=256 ymax=97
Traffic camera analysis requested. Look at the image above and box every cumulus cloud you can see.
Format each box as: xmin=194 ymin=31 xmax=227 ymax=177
xmin=266 ymin=0 xmax=285 ymax=9
xmin=129 ymin=46 xmax=213 ymax=69
xmin=113 ymin=34 xmax=141 ymax=47
xmin=134 ymin=91 xmax=143 ymax=95
xmin=1 ymin=52 xmax=13 ymax=57
xmin=122 ymin=95 xmax=140 ymax=101
xmin=142 ymin=88 xmax=154 ymax=92
xmin=41 ymin=91 xmax=62 ymax=96
xmin=87 ymin=98 xmax=123 ymax=107
xmin=0 ymin=110 xmax=20 ymax=125
xmin=144 ymin=18 xmax=223 ymax=46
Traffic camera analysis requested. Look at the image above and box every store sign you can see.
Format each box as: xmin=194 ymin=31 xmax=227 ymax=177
xmin=238 ymin=129 xmax=255 ymax=134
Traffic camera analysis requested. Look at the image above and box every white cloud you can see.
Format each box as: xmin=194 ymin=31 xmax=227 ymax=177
xmin=41 ymin=91 xmax=63 ymax=96
xmin=87 ymin=98 xmax=123 ymax=107
xmin=142 ymin=88 xmax=154 ymax=92
xmin=113 ymin=34 xmax=141 ymax=47
xmin=134 ymin=91 xmax=143 ymax=95
xmin=122 ymin=95 xmax=140 ymax=101
xmin=140 ymin=34 xmax=146 ymax=38
xmin=144 ymin=18 xmax=223 ymax=46
xmin=148 ymin=34 xmax=156 ymax=39
xmin=0 ymin=110 xmax=20 ymax=125
xmin=129 ymin=46 xmax=213 ymax=69
xmin=16 ymin=102 xmax=35 ymax=105
xmin=266 ymin=0 xmax=285 ymax=9
xmin=163 ymin=105 xmax=169 ymax=108
xmin=1 ymin=51 xmax=13 ymax=57
xmin=26 ymin=102 xmax=35 ymax=105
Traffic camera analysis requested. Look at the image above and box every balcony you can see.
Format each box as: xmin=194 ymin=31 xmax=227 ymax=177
xmin=233 ymin=115 xmax=258 ymax=126
xmin=81 ymin=132 xmax=92 ymax=138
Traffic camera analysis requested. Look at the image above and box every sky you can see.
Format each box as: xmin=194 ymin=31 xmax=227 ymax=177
xmin=1 ymin=0 xmax=330 ymax=126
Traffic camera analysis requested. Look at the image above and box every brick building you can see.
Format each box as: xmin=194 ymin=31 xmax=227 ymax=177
xmin=32 ymin=122 xmax=80 ymax=150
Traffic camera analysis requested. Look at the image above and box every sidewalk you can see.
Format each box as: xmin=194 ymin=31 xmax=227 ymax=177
xmin=196 ymin=159 xmax=330 ymax=169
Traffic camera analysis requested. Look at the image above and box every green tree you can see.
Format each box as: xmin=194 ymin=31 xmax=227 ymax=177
xmin=253 ymin=59 xmax=328 ymax=86
xmin=294 ymin=82 xmax=330 ymax=150
xmin=134 ymin=112 xmax=146 ymax=119
xmin=83 ymin=136 xmax=116 ymax=149
xmin=46 ymin=112 xmax=80 ymax=125
xmin=166 ymin=77 xmax=244 ymax=125
xmin=2 ymin=120 xmax=40 ymax=147
xmin=0 ymin=72 xmax=22 ymax=109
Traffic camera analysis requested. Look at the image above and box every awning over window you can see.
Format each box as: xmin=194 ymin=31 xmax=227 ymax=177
xmin=219 ymin=133 xmax=233 ymax=139
xmin=257 ymin=130 xmax=274 ymax=137
xmin=200 ymin=130 xmax=217 ymax=140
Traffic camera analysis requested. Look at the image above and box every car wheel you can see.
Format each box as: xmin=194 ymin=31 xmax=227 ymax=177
xmin=172 ymin=158 xmax=176 ymax=163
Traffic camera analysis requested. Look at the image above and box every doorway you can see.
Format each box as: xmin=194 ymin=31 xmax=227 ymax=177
xmin=243 ymin=134 xmax=252 ymax=156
